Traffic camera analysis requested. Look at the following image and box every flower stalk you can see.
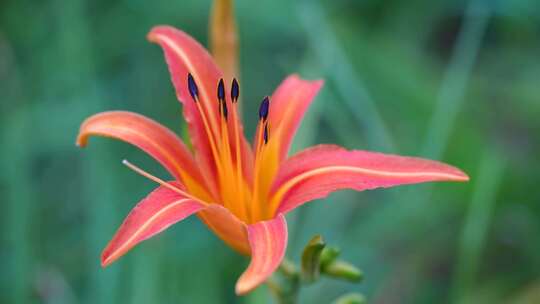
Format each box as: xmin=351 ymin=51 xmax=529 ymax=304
xmin=268 ymin=236 xmax=366 ymax=303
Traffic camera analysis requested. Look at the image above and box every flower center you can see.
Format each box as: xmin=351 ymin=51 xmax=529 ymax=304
xmin=187 ymin=73 xmax=274 ymax=223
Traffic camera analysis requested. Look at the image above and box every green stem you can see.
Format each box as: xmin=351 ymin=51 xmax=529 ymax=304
xmin=268 ymin=259 xmax=301 ymax=304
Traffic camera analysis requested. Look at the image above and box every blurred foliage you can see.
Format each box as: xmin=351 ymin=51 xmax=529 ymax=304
xmin=1 ymin=0 xmax=539 ymax=303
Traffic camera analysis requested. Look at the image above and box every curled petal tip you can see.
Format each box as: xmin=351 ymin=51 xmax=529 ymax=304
xmin=235 ymin=215 xmax=287 ymax=295
xmin=146 ymin=32 xmax=157 ymax=43
xmin=101 ymin=248 xmax=117 ymax=268
xmin=75 ymin=137 xmax=85 ymax=148
xmin=76 ymin=127 xmax=89 ymax=148
xmin=235 ymin=270 xmax=262 ymax=295
xmin=76 ymin=117 xmax=94 ymax=147
xmin=454 ymin=170 xmax=470 ymax=182
xmin=235 ymin=281 xmax=254 ymax=295
xmin=100 ymin=259 xmax=109 ymax=268
xmin=146 ymin=25 xmax=169 ymax=42
xmin=438 ymin=164 xmax=470 ymax=182
xmin=100 ymin=250 xmax=115 ymax=268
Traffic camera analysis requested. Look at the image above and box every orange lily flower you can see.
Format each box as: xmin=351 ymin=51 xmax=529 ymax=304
xmin=77 ymin=26 xmax=469 ymax=295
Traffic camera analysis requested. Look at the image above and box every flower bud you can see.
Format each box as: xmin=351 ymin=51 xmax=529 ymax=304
xmin=320 ymin=246 xmax=341 ymax=268
xmin=301 ymin=235 xmax=326 ymax=283
xmin=322 ymin=260 xmax=363 ymax=283
xmin=333 ymin=293 xmax=366 ymax=304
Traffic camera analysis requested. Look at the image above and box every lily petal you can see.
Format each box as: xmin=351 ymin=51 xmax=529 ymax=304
xmin=198 ymin=204 xmax=250 ymax=255
xmin=251 ymin=76 xmax=323 ymax=218
xmin=271 ymin=145 xmax=469 ymax=215
xmin=77 ymin=111 xmax=208 ymax=197
xmin=101 ymin=182 xmax=205 ymax=267
xmin=268 ymin=75 xmax=324 ymax=161
xmin=148 ymin=25 xmax=252 ymax=192
xmin=235 ymin=214 xmax=288 ymax=295
xmin=148 ymin=26 xmax=221 ymax=191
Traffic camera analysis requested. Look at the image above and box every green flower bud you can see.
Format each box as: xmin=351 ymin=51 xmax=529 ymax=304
xmin=322 ymin=260 xmax=363 ymax=283
xmin=301 ymin=235 xmax=326 ymax=283
xmin=333 ymin=293 xmax=367 ymax=304
xmin=320 ymin=246 xmax=341 ymax=268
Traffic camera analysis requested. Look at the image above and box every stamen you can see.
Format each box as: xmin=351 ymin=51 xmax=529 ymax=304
xmin=228 ymin=81 xmax=246 ymax=219
xmin=251 ymin=97 xmax=271 ymax=221
xmin=187 ymin=73 xmax=199 ymax=101
xmin=185 ymin=73 xmax=230 ymax=198
xmin=122 ymin=159 xmax=202 ymax=203
xmin=231 ymin=78 xmax=239 ymax=102
xmin=258 ymin=96 xmax=270 ymax=121
xmin=215 ymin=78 xmax=236 ymax=212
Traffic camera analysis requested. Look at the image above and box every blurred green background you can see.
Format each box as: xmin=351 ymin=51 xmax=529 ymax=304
xmin=1 ymin=0 xmax=539 ymax=303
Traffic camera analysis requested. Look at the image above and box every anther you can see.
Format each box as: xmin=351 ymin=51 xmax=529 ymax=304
xmin=217 ymin=78 xmax=228 ymax=120
xmin=187 ymin=73 xmax=199 ymax=101
xmin=258 ymin=96 xmax=270 ymax=121
xmin=217 ymin=78 xmax=225 ymax=102
xmin=231 ymin=78 xmax=239 ymax=102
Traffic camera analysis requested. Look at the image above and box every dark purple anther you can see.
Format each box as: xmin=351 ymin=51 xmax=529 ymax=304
xmin=258 ymin=96 xmax=270 ymax=121
xmin=187 ymin=73 xmax=198 ymax=101
xmin=231 ymin=78 xmax=239 ymax=102
xmin=217 ymin=78 xmax=225 ymax=102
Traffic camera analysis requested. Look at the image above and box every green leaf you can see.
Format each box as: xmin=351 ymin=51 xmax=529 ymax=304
xmin=301 ymin=235 xmax=326 ymax=283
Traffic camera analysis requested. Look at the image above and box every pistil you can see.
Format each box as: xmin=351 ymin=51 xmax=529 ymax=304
xmin=122 ymin=159 xmax=206 ymax=205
